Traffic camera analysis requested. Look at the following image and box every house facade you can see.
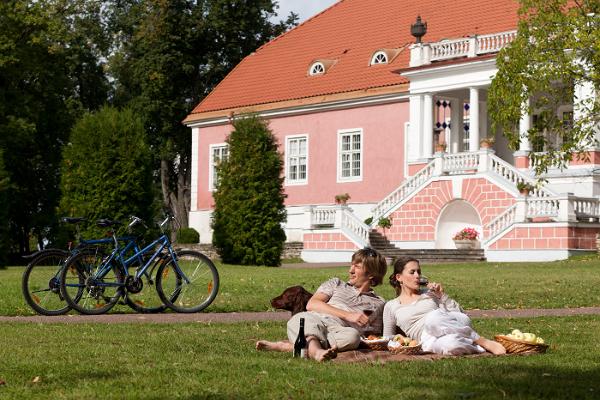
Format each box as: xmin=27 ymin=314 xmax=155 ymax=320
xmin=184 ymin=0 xmax=600 ymax=262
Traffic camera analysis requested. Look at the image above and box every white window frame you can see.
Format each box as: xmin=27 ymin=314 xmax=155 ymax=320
xmin=285 ymin=134 xmax=309 ymax=186
xmin=208 ymin=143 xmax=228 ymax=191
xmin=309 ymin=62 xmax=325 ymax=76
xmin=337 ymin=128 xmax=363 ymax=183
xmin=370 ymin=50 xmax=388 ymax=65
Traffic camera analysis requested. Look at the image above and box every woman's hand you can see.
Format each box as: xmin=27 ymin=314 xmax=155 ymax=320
xmin=427 ymin=282 xmax=444 ymax=297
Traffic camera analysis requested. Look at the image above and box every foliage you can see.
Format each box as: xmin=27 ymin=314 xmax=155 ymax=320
xmin=0 ymin=0 xmax=110 ymax=253
xmin=516 ymin=181 xmax=535 ymax=192
xmin=489 ymin=0 xmax=600 ymax=176
xmin=364 ymin=216 xmax=374 ymax=225
xmin=177 ymin=227 xmax=200 ymax=244
xmin=107 ymin=0 xmax=297 ymax=228
xmin=453 ymin=227 xmax=479 ymax=241
xmin=377 ymin=216 xmax=392 ymax=230
xmin=211 ymin=116 xmax=286 ymax=266
xmin=335 ymin=192 xmax=351 ymax=204
xmin=0 ymin=150 xmax=9 ymax=268
xmin=59 ymin=106 xmax=155 ymax=239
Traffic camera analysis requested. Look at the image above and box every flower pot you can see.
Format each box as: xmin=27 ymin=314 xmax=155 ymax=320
xmin=454 ymin=239 xmax=476 ymax=249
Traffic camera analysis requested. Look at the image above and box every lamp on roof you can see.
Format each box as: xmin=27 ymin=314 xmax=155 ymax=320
xmin=410 ymin=16 xmax=427 ymax=44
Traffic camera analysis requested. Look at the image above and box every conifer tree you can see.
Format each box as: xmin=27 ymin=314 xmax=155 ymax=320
xmin=59 ymin=107 xmax=155 ymax=238
xmin=0 ymin=150 xmax=10 ymax=267
xmin=211 ymin=116 xmax=286 ymax=266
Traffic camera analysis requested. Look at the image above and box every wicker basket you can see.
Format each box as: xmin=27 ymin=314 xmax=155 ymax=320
xmin=360 ymin=337 xmax=389 ymax=351
xmin=495 ymin=335 xmax=549 ymax=354
xmin=388 ymin=343 xmax=423 ymax=355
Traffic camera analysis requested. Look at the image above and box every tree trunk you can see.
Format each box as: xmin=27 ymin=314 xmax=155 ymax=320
xmin=160 ymin=155 xmax=190 ymax=235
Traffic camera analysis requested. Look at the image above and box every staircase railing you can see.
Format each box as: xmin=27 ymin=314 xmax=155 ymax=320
xmin=442 ymin=152 xmax=480 ymax=174
xmin=483 ymin=203 xmax=517 ymax=242
xmin=371 ymin=159 xmax=436 ymax=222
xmin=488 ymin=153 xmax=557 ymax=197
xmin=341 ymin=208 xmax=370 ymax=248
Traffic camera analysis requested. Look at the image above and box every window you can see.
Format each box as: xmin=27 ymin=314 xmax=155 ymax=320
xmin=338 ymin=129 xmax=362 ymax=182
xmin=370 ymin=51 xmax=388 ymax=65
xmin=309 ymin=62 xmax=325 ymax=76
xmin=286 ymin=136 xmax=308 ymax=185
xmin=209 ymin=144 xmax=228 ymax=191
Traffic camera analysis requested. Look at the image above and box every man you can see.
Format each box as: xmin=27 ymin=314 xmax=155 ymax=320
xmin=256 ymin=248 xmax=388 ymax=361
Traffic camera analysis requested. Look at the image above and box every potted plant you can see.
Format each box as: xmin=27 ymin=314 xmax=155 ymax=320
xmin=452 ymin=227 xmax=479 ymax=249
xmin=335 ymin=193 xmax=350 ymax=205
xmin=435 ymin=142 xmax=447 ymax=153
xmin=377 ymin=216 xmax=392 ymax=238
xmin=516 ymin=181 xmax=534 ymax=196
xmin=480 ymin=136 xmax=495 ymax=148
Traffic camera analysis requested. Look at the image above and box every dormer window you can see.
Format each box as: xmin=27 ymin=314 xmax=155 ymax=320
xmin=370 ymin=51 xmax=388 ymax=65
xmin=307 ymin=59 xmax=336 ymax=76
xmin=369 ymin=48 xmax=404 ymax=66
xmin=309 ymin=62 xmax=325 ymax=76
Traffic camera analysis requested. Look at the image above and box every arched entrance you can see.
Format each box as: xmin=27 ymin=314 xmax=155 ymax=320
xmin=435 ymin=200 xmax=482 ymax=249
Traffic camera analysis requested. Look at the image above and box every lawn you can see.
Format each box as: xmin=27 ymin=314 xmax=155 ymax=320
xmin=1 ymin=257 xmax=600 ymax=399
xmin=2 ymin=255 xmax=600 ymax=316
xmin=0 ymin=316 xmax=599 ymax=399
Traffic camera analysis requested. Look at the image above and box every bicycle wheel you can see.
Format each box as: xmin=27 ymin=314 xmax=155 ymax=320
xmin=156 ymin=250 xmax=219 ymax=313
xmin=22 ymin=249 xmax=71 ymax=316
xmin=60 ymin=251 xmax=124 ymax=315
xmin=124 ymin=256 xmax=169 ymax=314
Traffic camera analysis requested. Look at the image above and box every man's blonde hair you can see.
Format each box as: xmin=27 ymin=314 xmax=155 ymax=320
xmin=352 ymin=248 xmax=387 ymax=286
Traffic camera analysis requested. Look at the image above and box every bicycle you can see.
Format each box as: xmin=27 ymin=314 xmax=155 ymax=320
xmin=22 ymin=217 xmax=163 ymax=315
xmin=59 ymin=215 xmax=219 ymax=315
xmin=21 ymin=217 xmax=119 ymax=316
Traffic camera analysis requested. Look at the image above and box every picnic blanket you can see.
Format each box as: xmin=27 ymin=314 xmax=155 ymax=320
xmin=332 ymin=349 xmax=520 ymax=363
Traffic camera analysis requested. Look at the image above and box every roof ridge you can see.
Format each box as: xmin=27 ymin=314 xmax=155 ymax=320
xmin=255 ymin=0 xmax=347 ymax=53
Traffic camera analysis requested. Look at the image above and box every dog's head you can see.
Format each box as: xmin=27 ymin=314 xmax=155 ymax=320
xmin=270 ymin=285 xmax=313 ymax=315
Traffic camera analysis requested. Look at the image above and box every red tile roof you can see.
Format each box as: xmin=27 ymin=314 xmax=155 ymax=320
xmin=186 ymin=0 xmax=519 ymax=121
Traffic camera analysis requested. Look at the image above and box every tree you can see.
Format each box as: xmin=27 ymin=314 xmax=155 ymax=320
xmin=107 ymin=0 xmax=297 ymax=229
xmin=489 ymin=0 xmax=600 ymax=176
xmin=211 ymin=116 xmax=286 ymax=266
xmin=0 ymin=150 xmax=9 ymax=267
xmin=0 ymin=0 xmax=110 ymax=253
xmin=59 ymin=107 xmax=156 ymax=239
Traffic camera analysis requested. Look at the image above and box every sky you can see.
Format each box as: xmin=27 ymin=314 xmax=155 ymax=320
xmin=274 ymin=0 xmax=340 ymax=23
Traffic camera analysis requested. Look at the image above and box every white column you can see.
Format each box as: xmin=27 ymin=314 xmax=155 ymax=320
xmin=423 ymin=93 xmax=434 ymax=158
xmin=190 ymin=127 xmax=199 ymax=212
xmin=469 ymin=87 xmax=480 ymax=151
xmin=519 ymin=97 xmax=532 ymax=152
xmin=408 ymin=95 xmax=423 ymax=160
xmin=450 ymin=98 xmax=461 ymax=153
xmin=574 ymin=76 xmax=597 ymax=148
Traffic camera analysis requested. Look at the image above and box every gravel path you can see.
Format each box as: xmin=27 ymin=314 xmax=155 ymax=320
xmin=1 ymin=307 xmax=600 ymax=324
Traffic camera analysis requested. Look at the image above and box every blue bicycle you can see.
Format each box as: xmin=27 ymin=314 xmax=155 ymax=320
xmin=21 ymin=217 xmax=137 ymax=316
xmin=59 ymin=216 xmax=219 ymax=314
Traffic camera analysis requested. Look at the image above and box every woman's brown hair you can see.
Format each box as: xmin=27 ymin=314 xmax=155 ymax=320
xmin=388 ymin=257 xmax=420 ymax=295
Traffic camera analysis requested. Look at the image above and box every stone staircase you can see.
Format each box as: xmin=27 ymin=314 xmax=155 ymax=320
xmin=368 ymin=231 xmax=486 ymax=263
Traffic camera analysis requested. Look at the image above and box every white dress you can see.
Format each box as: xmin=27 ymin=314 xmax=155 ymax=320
xmin=383 ymin=291 xmax=485 ymax=355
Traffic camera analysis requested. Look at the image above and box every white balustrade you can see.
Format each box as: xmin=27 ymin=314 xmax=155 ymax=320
xmin=341 ymin=209 xmax=370 ymax=247
xmin=526 ymin=198 xmax=560 ymax=219
xmin=442 ymin=152 xmax=480 ymax=174
xmin=476 ymin=31 xmax=517 ymax=55
xmin=484 ymin=204 xmax=517 ymax=241
xmin=572 ymin=197 xmax=600 ymax=220
xmin=371 ymin=160 xmax=436 ymax=222
xmin=310 ymin=206 xmax=338 ymax=227
xmin=489 ymin=153 xmax=557 ymax=197
xmin=430 ymin=30 xmax=517 ymax=62
xmin=430 ymin=38 xmax=471 ymax=61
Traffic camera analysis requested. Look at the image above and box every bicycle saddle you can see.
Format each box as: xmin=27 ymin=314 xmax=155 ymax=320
xmin=61 ymin=217 xmax=87 ymax=224
xmin=96 ymin=219 xmax=121 ymax=228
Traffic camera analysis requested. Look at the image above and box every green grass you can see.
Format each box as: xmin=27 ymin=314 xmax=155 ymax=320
xmin=3 ymin=256 xmax=600 ymax=316
xmin=0 ymin=316 xmax=599 ymax=399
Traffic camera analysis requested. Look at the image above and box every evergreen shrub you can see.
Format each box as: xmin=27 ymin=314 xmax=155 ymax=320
xmin=177 ymin=227 xmax=199 ymax=244
xmin=211 ymin=115 xmax=286 ymax=266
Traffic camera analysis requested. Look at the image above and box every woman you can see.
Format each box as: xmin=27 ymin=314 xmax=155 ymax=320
xmin=383 ymin=258 xmax=506 ymax=355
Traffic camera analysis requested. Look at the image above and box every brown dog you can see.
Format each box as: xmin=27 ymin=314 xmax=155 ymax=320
xmin=270 ymin=285 xmax=313 ymax=315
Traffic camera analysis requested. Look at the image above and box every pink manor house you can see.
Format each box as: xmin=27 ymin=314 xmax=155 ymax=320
xmin=183 ymin=0 xmax=600 ymax=262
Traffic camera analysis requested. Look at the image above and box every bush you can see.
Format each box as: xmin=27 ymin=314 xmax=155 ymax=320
xmin=211 ymin=115 xmax=286 ymax=266
xmin=177 ymin=228 xmax=199 ymax=244
xmin=59 ymin=107 xmax=156 ymax=238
